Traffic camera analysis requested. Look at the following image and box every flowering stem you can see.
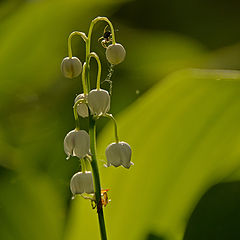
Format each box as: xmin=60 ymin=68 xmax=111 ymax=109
xmin=84 ymin=16 xmax=114 ymax=240
xmin=73 ymin=99 xmax=86 ymax=130
xmin=73 ymin=99 xmax=85 ymax=107
xmin=87 ymin=52 xmax=102 ymax=90
xmin=73 ymin=105 xmax=80 ymax=130
xmin=88 ymin=17 xmax=116 ymax=50
xmin=81 ymin=63 xmax=88 ymax=94
xmin=104 ymin=113 xmax=119 ymax=143
xmin=85 ymin=17 xmax=116 ymax=90
xmin=81 ymin=158 xmax=86 ymax=172
xmin=89 ymin=115 xmax=107 ymax=240
xmin=68 ymin=31 xmax=87 ymax=58
xmin=85 ymin=39 xmax=91 ymax=91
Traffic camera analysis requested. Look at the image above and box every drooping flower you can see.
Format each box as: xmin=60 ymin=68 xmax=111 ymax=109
xmin=70 ymin=171 xmax=94 ymax=196
xmin=105 ymin=141 xmax=133 ymax=169
xmin=74 ymin=94 xmax=89 ymax=118
xmin=64 ymin=129 xmax=90 ymax=159
xmin=61 ymin=57 xmax=82 ymax=79
xmin=88 ymin=89 xmax=110 ymax=116
xmin=106 ymin=43 xmax=126 ymax=65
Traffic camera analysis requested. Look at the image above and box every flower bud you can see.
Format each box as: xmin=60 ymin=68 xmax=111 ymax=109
xmin=61 ymin=57 xmax=82 ymax=79
xmin=74 ymin=94 xmax=89 ymax=118
xmin=106 ymin=43 xmax=126 ymax=65
xmin=88 ymin=89 xmax=110 ymax=116
xmin=64 ymin=129 xmax=90 ymax=159
xmin=70 ymin=171 xmax=94 ymax=196
xmin=105 ymin=141 xmax=133 ymax=169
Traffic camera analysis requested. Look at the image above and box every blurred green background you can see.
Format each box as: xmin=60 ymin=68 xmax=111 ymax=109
xmin=1 ymin=0 xmax=240 ymax=239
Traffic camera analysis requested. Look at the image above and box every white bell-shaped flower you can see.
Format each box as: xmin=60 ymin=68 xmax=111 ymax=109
xmin=61 ymin=56 xmax=82 ymax=79
xmin=105 ymin=141 xmax=133 ymax=169
xmin=88 ymin=89 xmax=110 ymax=116
xmin=74 ymin=94 xmax=89 ymax=118
xmin=70 ymin=171 xmax=94 ymax=196
xmin=106 ymin=43 xmax=126 ymax=65
xmin=64 ymin=129 xmax=90 ymax=159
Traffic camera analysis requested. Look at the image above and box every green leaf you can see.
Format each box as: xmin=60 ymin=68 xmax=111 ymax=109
xmin=66 ymin=69 xmax=240 ymax=240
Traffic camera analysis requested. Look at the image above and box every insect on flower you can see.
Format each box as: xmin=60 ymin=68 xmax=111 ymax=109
xmin=98 ymin=26 xmax=112 ymax=48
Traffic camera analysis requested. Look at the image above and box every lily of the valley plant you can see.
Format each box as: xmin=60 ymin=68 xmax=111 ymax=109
xmin=61 ymin=17 xmax=133 ymax=240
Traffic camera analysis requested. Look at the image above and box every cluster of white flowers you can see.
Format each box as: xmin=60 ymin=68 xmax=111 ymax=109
xmin=61 ymin=44 xmax=125 ymax=79
xmin=61 ymin=17 xmax=133 ymax=203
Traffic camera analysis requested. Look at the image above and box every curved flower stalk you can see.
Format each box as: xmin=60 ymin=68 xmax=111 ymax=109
xmin=61 ymin=17 xmax=133 ymax=240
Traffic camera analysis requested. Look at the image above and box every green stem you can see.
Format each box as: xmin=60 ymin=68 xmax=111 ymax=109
xmin=89 ymin=116 xmax=107 ymax=240
xmin=88 ymin=52 xmax=102 ymax=90
xmin=68 ymin=31 xmax=87 ymax=58
xmin=84 ymin=17 xmax=114 ymax=240
xmin=67 ymin=31 xmax=88 ymax=93
xmin=73 ymin=98 xmax=86 ymax=130
xmin=81 ymin=158 xmax=86 ymax=172
xmin=74 ymin=99 xmax=86 ymax=108
xmin=85 ymin=38 xmax=91 ymax=91
xmin=73 ymin=104 xmax=80 ymax=130
xmin=88 ymin=17 xmax=116 ymax=46
xmin=104 ymin=113 xmax=119 ymax=143
xmin=81 ymin=63 xmax=88 ymax=94
xmin=85 ymin=16 xmax=116 ymax=91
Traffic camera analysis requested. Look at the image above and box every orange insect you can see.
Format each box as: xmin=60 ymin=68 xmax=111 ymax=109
xmin=101 ymin=189 xmax=110 ymax=207
xmin=91 ymin=189 xmax=111 ymax=211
